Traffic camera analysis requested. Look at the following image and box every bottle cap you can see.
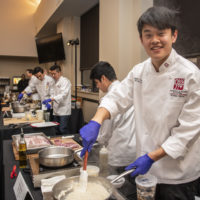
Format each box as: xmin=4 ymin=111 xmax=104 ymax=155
xmin=100 ymin=145 xmax=108 ymax=154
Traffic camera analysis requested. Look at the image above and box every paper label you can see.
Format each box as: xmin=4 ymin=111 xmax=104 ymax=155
xmin=13 ymin=172 xmax=34 ymax=200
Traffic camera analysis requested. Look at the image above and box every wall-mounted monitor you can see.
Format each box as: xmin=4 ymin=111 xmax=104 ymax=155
xmin=35 ymin=33 xmax=66 ymax=64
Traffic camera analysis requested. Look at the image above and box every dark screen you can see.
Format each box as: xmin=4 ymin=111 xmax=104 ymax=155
xmin=35 ymin=33 xmax=66 ymax=63
xmin=154 ymin=0 xmax=200 ymax=58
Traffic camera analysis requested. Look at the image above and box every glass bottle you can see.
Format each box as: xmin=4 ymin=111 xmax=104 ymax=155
xmin=19 ymin=128 xmax=27 ymax=168
xmin=99 ymin=146 xmax=108 ymax=177
xmin=0 ymin=99 xmax=3 ymax=126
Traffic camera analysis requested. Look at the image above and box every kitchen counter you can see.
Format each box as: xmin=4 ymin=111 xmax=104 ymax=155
xmin=72 ymin=90 xmax=99 ymax=122
xmin=72 ymin=90 xmax=99 ymax=101
xmin=2 ymin=139 xmax=137 ymax=200
xmin=0 ymin=124 xmax=56 ymax=140
xmin=0 ymin=124 xmax=57 ymax=200
xmin=3 ymin=140 xmax=43 ymax=200
xmin=3 ymin=117 xmax=44 ymax=126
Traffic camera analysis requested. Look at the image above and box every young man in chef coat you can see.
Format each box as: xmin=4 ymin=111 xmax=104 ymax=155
xmin=79 ymin=6 xmax=200 ymax=199
xmin=90 ymin=61 xmax=136 ymax=174
xmin=42 ymin=65 xmax=71 ymax=135
xmin=18 ymin=69 xmax=40 ymax=101
xmin=32 ymin=66 xmax=55 ymax=103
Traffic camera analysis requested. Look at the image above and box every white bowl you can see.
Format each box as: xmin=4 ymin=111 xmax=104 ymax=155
xmin=80 ymin=165 xmax=100 ymax=177
xmin=106 ymin=175 xmax=125 ymax=188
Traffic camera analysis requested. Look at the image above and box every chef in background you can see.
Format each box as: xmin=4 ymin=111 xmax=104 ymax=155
xmin=90 ymin=61 xmax=136 ymax=174
xmin=18 ymin=69 xmax=40 ymax=101
xmin=17 ymin=74 xmax=28 ymax=93
xmin=32 ymin=66 xmax=55 ymax=104
xmin=42 ymin=65 xmax=71 ymax=135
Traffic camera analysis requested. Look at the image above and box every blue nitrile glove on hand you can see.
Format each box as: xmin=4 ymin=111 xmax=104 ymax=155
xmin=45 ymin=103 xmax=51 ymax=110
xmin=42 ymin=98 xmax=52 ymax=105
xmin=27 ymin=93 xmax=32 ymax=97
xmin=18 ymin=93 xmax=24 ymax=101
xmin=125 ymin=154 xmax=154 ymax=177
xmin=80 ymin=120 xmax=101 ymax=157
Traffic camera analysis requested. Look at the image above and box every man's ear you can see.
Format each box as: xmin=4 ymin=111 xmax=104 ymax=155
xmin=140 ymin=36 xmax=143 ymax=44
xmin=101 ymin=75 xmax=106 ymax=82
xmin=172 ymin=30 xmax=178 ymax=44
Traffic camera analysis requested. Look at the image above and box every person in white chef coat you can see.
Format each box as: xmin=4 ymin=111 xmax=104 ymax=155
xmin=42 ymin=65 xmax=71 ymax=135
xmin=32 ymin=66 xmax=55 ymax=104
xmin=18 ymin=69 xmax=40 ymax=101
xmin=90 ymin=61 xmax=136 ymax=174
xmin=79 ymin=6 xmax=200 ymax=200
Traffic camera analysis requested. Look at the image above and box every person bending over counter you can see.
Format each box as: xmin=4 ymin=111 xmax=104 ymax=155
xmin=18 ymin=69 xmax=40 ymax=101
xmin=90 ymin=61 xmax=136 ymax=174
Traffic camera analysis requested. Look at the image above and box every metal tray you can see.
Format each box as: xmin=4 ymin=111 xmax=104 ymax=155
xmin=12 ymin=132 xmax=53 ymax=154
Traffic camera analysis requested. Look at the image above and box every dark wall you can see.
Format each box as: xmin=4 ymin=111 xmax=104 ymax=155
xmin=154 ymin=0 xmax=200 ymax=57
xmin=80 ymin=4 xmax=99 ymax=70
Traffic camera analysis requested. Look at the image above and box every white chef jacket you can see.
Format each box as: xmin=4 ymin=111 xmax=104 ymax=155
xmin=98 ymin=80 xmax=136 ymax=166
xmin=50 ymin=76 xmax=71 ymax=116
xmin=34 ymin=75 xmax=55 ymax=102
xmin=100 ymin=49 xmax=200 ymax=184
xmin=24 ymin=75 xmax=40 ymax=100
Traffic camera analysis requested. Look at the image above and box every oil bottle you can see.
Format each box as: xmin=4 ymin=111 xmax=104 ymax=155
xmin=0 ymin=99 xmax=3 ymax=126
xmin=19 ymin=128 xmax=27 ymax=168
xmin=99 ymin=146 xmax=108 ymax=177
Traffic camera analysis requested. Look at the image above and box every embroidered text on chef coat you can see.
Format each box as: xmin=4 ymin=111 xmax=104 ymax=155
xmin=134 ymin=77 xmax=142 ymax=83
xmin=170 ymin=78 xmax=187 ymax=98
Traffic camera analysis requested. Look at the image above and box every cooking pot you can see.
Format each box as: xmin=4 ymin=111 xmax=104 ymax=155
xmin=52 ymin=169 xmax=135 ymax=200
xmin=11 ymin=101 xmax=20 ymax=107
xmin=38 ymin=146 xmax=81 ymax=167
xmin=52 ymin=176 xmax=115 ymax=200
xmin=11 ymin=102 xmax=30 ymax=113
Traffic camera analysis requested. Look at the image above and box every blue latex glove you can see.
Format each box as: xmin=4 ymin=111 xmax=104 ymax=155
xmin=125 ymin=154 xmax=154 ymax=177
xmin=45 ymin=103 xmax=51 ymax=110
xmin=42 ymin=98 xmax=52 ymax=104
xmin=27 ymin=93 xmax=32 ymax=97
xmin=18 ymin=93 xmax=24 ymax=101
xmin=80 ymin=120 xmax=101 ymax=157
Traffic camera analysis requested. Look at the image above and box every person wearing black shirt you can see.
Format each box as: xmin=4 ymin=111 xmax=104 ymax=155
xmin=17 ymin=74 xmax=28 ymax=93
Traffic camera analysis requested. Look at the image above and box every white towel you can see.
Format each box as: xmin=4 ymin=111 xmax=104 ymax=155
xmin=41 ymin=175 xmax=66 ymax=200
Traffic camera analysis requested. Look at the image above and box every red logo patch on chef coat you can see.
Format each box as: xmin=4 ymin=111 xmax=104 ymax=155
xmin=173 ymin=78 xmax=184 ymax=90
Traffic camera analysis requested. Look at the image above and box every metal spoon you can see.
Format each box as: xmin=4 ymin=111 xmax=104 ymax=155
xmin=110 ymin=167 xmax=136 ymax=184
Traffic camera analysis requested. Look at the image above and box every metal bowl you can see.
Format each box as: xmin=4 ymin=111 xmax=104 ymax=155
xmin=11 ymin=102 xmax=30 ymax=113
xmin=52 ymin=176 xmax=116 ymax=200
xmin=11 ymin=101 xmax=20 ymax=107
xmin=38 ymin=146 xmax=75 ymax=167
xmin=12 ymin=106 xmax=28 ymax=113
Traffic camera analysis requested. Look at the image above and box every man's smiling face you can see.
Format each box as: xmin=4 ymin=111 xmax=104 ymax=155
xmin=140 ymin=24 xmax=177 ymax=69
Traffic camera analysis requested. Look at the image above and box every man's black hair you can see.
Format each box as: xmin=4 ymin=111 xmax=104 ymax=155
xmin=137 ymin=6 xmax=179 ymax=37
xmin=50 ymin=64 xmax=61 ymax=72
xmin=90 ymin=61 xmax=117 ymax=81
xmin=33 ymin=66 xmax=43 ymax=75
xmin=26 ymin=69 xmax=33 ymax=74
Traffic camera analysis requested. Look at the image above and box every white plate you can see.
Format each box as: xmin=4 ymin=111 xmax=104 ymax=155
xmin=30 ymin=122 xmax=59 ymax=128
